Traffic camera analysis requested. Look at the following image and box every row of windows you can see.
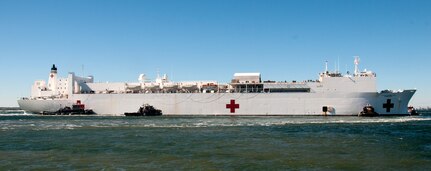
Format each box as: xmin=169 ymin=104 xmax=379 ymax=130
xmin=57 ymin=82 xmax=68 ymax=86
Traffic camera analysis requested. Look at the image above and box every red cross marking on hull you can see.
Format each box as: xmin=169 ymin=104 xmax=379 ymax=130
xmin=226 ymin=100 xmax=239 ymax=113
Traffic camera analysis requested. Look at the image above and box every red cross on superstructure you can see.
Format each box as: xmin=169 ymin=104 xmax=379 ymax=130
xmin=226 ymin=99 xmax=239 ymax=113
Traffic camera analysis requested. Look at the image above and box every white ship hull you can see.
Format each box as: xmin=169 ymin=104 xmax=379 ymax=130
xmin=18 ymin=90 xmax=416 ymax=116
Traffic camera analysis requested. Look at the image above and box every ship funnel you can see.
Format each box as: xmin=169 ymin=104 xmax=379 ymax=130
xmin=51 ymin=64 xmax=57 ymax=73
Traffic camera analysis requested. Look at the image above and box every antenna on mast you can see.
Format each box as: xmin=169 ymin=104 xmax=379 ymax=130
xmin=334 ymin=61 xmax=337 ymax=73
xmin=325 ymin=60 xmax=328 ymax=73
xmin=82 ymin=64 xmax=85 ymax=77
xmin=354 ymin=56 xmax=360 ymax=76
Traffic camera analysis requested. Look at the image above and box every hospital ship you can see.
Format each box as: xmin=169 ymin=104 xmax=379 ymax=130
xmin=18 ymin=57 xmax=416 ymax=116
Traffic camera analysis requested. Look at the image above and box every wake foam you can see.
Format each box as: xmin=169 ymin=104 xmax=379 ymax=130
xmin=0 ymin=116 xmax=429 ymax=130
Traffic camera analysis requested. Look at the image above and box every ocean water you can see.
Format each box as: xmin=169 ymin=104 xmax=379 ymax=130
xmin=0 ymin=111 xmax=430 ymax=170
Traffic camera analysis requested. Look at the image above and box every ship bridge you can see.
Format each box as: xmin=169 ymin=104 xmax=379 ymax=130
xmin=263 ymin=83 xmax=310 ymax=93
xmin=230 ymin=73 xmax=311 ymax=93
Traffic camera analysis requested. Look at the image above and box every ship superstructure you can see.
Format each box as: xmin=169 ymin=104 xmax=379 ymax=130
xmin=18 ymin=58 xmax=416 ymax=116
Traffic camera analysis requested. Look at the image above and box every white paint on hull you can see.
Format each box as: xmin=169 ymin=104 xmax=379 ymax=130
xmin=18 ymin=90 xmax=415 ymax=116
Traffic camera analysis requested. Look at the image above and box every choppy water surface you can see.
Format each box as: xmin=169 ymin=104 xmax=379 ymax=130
xmin=0 ymin=113 xmax=430 ymax=170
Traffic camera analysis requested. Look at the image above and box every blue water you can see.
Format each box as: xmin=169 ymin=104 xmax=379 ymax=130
xmin=1 ymin=113 xmax=430 ymax=170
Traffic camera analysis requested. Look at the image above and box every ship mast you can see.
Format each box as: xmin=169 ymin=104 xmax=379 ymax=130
xmin=354 ymin=56 xmax=360 ymax=76
xmin=325 ymin=60 xmax=328 ymax=73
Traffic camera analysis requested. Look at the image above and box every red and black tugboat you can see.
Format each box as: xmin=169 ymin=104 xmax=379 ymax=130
xmin=42 ymin=100 xmax=95 ymax=115
xmin=124 ymin=104 xmax=162 ymax=116
xmin=358 ymin=104 xmax=379 ymax=117
xmin=408 ymin=106 xmax=419 ymax=115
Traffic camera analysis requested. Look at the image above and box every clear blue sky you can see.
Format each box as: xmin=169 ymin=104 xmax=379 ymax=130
xmin=0 ymin=0 xmax=430 ymax=107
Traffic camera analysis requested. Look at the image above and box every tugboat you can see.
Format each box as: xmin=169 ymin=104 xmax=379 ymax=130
xmin=124 ymin=104 xmax=163 ymax=116
xmin=358 ymin=104 xmax=379 ymax=117
xmin=408 ymin=106 xmax=419 ymax=115
xmin=42 ymin=100 xmax=95 ymax=115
